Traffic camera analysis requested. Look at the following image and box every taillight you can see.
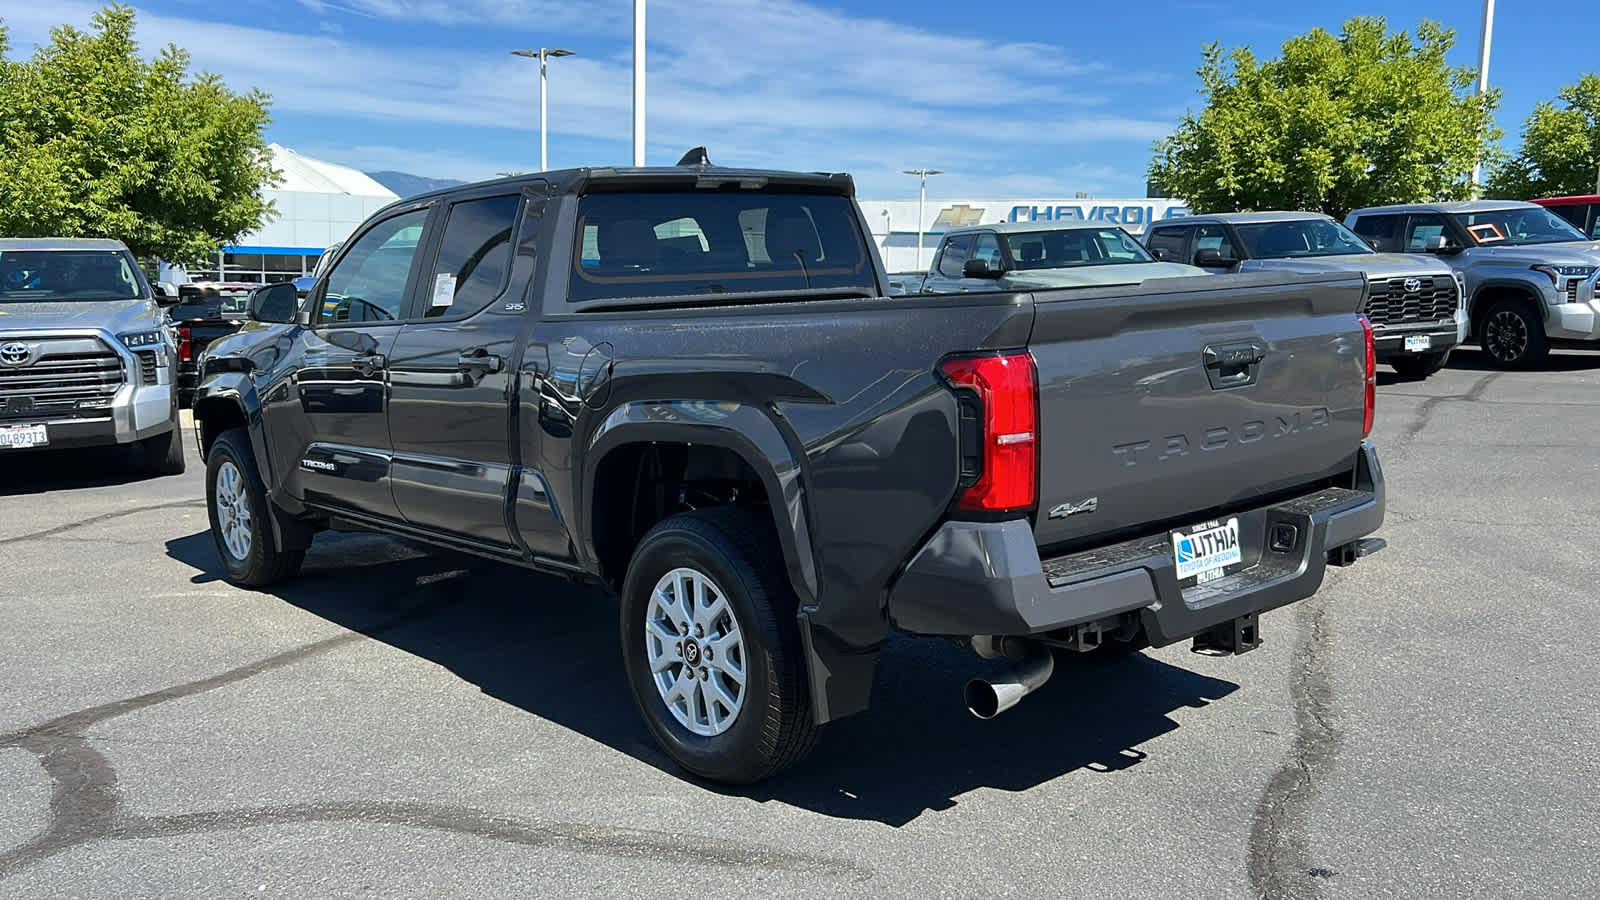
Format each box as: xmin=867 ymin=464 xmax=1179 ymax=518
xmin=938 ymin=351 xmax=1038 ymax=513
xmin=177 ymin=326 xmax=192 ymax=363
xmin=1359 ymin=314 xmax=1375 ymax=437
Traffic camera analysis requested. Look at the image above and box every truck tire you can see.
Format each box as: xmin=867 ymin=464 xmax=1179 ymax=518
xmin=206 ymin=427 xmax=305 ymax=587
xmin=1389 ymin=350 xmax=1451 ymax=380
xmin=1480 ymin=299 xmax=1549 ymax=370
xmin=620 ymin=507 xmax=819 ymax=784
xmin=140 ymin=426 xmax=187 ymax=476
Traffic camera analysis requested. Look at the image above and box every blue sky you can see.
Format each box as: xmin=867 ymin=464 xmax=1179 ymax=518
xmin=4 ymin=0 xmax=1596 ymax=199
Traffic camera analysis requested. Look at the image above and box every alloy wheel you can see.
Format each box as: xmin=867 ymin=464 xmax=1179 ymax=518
xmin=644 ymin=566 xmax=747 ymax=736
xmin=214 ymin=460 xmax=254 ymax=561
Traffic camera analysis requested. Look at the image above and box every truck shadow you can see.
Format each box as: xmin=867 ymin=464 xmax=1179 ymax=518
xmin=1445 ymin=346 xmax=1600 ymax=372
xmin=0 ymin=445 xmax=172 ymax=494
xmin=166 ymin=531 xmax=1240 ymax=828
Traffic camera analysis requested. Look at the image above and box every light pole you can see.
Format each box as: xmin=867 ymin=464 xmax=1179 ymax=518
xmin=633 ymin=0 xmax=646 ymax=165
xmin=902 ymin=169 xmax=942 ymax=269
xmin=880 ymin=209 xmax=891 ymax=267
xmin=1470 ymin=0 xmax=1495 ymax=193
xmin=511 ymin=47 xmax=575 ymax=172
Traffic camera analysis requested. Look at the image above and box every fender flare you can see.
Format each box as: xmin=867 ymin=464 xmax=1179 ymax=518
xmin=1468 ymin=278 xmax=1545 ymax=330
xmin=581 ymin=400 xmax=819 ymax=609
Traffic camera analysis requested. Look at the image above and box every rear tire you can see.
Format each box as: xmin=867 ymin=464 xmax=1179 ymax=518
xmin=620 ymin=507 xmax=819 ymax=784
xmin=1480 ymin=300 xmax=1548 ymax=370
xmin=206 ymin=428 xmax=305 ymax=587
xmin=140 ymin=426 xmax=186 ymax=476
xmin=1389 ymin=350 xmax=1451 ymax=380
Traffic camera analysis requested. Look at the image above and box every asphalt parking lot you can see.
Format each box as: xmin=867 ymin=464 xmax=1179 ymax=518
xmin=2 ymin=347 xmax=1598 ymax=899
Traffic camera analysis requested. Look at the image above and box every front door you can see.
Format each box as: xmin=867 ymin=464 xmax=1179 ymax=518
xmin=290 ymin=206 xmax=432 ymax=520
xmin=388 ymin=191 xmax=527 ymax=548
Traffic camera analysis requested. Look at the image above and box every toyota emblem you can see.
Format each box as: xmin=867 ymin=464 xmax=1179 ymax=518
xmin=1403 ymin=277 xmax=1423 ymax=293
xmin=0 ymin=342 xmax=32 ymax=367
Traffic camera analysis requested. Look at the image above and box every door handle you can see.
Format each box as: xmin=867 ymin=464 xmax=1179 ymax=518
xmin=352 ymin=353 xmax=386 ymax=376
xmin=457 ymin=352 xmax=504 ymax=374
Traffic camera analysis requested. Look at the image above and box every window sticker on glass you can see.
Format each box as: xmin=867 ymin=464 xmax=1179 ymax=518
xmin=431 ymin=273 xmax=457 ymax=307
xmin=1468 ymin=223 xmax=1505 ymax=243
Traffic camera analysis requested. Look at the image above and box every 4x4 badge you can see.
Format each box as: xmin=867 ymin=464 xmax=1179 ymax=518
xmin=1048 ymin=497 xmax=1099 ymax=519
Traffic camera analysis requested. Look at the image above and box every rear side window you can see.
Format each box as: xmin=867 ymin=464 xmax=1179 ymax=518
xmin=424 ymin=194 xmax=521 ymax=317
xmin=936 ymin=234 xmax=975 ymax=277
xmin=570 ymin=192 xmax=874 ymax=302
xmin=1403 ymin=214 xmax=1450 ymax=251
xmin=1192 ymin=224 xmax=1237 ymax=260
xmin=1350 ymin=214 xmax=1401 ymax=252
xmin=1145 ymin=226 xmax=1191 ymax=262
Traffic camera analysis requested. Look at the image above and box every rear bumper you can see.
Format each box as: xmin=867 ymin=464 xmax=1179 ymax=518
xmin=1372 ymin=321 xmax=1461 ymax=360
xmin=887 ymin=443 xmax=1385 ymax=645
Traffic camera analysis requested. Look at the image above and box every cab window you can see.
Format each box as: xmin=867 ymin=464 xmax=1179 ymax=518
xmin=319 ymin=209 xmax=430 ymax=324
xmin=937 ymin=235 xmax=975 ymax=277
xmin=423 ymin=195 xmax=520 ymax=318
xmin=1146 ymin=226 xmax=1191 ymax=263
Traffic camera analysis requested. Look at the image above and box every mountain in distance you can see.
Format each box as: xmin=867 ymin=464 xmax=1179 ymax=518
xmin=365 ymin=171 xmax=468 ymax=198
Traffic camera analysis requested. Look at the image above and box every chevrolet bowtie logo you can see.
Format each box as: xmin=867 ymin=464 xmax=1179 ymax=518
xmin=933 ymin=204 xmax=986 ymax=228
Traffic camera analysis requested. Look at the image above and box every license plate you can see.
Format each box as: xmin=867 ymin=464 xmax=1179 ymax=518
xmin=1172 ymin=518 xmax=1242 ymax=581
xmin=1404 ymin=334 xmax=1432 ymax=352
xmin=0 ymin=424 xmax=48 ymax=449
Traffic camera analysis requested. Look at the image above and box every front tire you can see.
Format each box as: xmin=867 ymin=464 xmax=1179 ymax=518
xmin=1389 ymin=350 xmax=1451 ymax=379
xmin=206 ymin=428 xmax=305 ymax=587
xmin=140 ymin=426 xmax=186 ymax=476
xmin=1480 ymin=300 xmax=1548 ymax=370
xmin=620 ymin=507 xmax=819 ymax=784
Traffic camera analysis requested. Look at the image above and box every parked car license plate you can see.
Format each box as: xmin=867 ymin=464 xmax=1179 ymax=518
xmin=1404 ymin=334 xmax=1432 ymax=352
xmin=1172 ymin=517 xmax=1242 ymax=582
xmin=0 ymin=424 xmax=48 ymax=449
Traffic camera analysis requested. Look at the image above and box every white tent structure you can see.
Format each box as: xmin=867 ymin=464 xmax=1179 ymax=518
xmin=170 ymin=144 xmax=400 ymax=284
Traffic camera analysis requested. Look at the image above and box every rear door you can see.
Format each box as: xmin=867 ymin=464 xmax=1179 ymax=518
xmin=1027 ymin=273 xmax=1370 ymax=551
xmin=386 ymin=189 xmax=531 ymax=549
xmin=289 ymin=205 xmax=433 ymax=520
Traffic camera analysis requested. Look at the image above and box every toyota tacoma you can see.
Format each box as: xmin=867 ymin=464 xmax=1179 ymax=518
xmin=193 ymin=156 xmax=1386 ymax=784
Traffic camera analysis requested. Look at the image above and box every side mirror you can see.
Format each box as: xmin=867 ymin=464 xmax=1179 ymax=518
xmin=248 ymin=282 xmax=300 ymax=324
xmin=1423 ymin=235 xmax=1463 ymax=255
xmin=962 ymin=258 xmax=1004 ymax=279
xmin=1151 ymin=247 xmax=1172 ymax=261
xmin=1193 ymin=248 xmax=1240 ymax=269
xmin=152 ymin=283 xmax=181 ymax=307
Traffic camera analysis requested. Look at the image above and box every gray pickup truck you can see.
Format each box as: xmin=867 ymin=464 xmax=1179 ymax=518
xmin=1145 ymin=212 xmax=1465 ymax=379
xmin=1346 ymin=201 xmax=1600 ymax=369
xmin=0 ymin=238 xmax=185 ymax=473
xmin=194 ymin=158 xmax=1385 ymax=783
xmin=901 ymin=221 xmax=1203 ymax=294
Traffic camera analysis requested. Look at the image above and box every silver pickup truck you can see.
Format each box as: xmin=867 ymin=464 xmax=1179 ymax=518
xmin=0 ymin=238 xmax=186 ymax=473
xmin=1345 ymin=201 xmax=1600 ymax=369
xmin=892 ymin=221 xmax=1204 ymax=295
xmin=1144 ymin=212 xmax=1466 ymax=379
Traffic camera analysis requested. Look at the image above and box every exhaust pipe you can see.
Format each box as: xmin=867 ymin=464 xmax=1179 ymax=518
xmin=964 ymin=646 xmax=1054 ymax=719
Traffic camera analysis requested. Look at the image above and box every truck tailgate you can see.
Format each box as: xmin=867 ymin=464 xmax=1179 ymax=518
xmin=1026 ymin=272 xmax=1369 ymax=551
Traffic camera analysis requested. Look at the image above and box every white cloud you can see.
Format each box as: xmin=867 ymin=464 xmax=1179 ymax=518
xmin=3 ymin=0 xmax=1173 ymax=197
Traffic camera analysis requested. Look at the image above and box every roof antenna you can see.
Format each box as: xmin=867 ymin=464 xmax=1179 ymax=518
xmin=676 ymin=147 xmax=713 ymax=167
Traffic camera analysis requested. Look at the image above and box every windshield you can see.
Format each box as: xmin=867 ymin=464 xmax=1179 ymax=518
xmin=1002 ymin=228 xmax=1155 ymax=269
xmin=1452 ymin=207 xmax=1590 ymax=246
xmin=0 ymin=250 xmax=145 ymax=303
xmin=1234 ymin=219 xmax=1374 ymax=258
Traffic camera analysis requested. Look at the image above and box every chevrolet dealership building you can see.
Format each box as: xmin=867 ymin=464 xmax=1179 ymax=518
xmin=862 ymin=197 xmax=1192 ymax=273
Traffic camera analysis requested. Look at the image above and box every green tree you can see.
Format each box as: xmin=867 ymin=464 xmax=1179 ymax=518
xmin=1149 ymin=17 xmax=1500 ymax=219
xmin=1489 ymin=74 xmax=1600 ymax=199
xmin=0 ymin=5 xmax=278 ymax=264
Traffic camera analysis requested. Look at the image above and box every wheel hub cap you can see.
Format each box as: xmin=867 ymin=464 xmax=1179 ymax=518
xmin=214 ymin=460 xmax=253 ymax=561
xmin=644 ymin=567 xmax=746 ymax=737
